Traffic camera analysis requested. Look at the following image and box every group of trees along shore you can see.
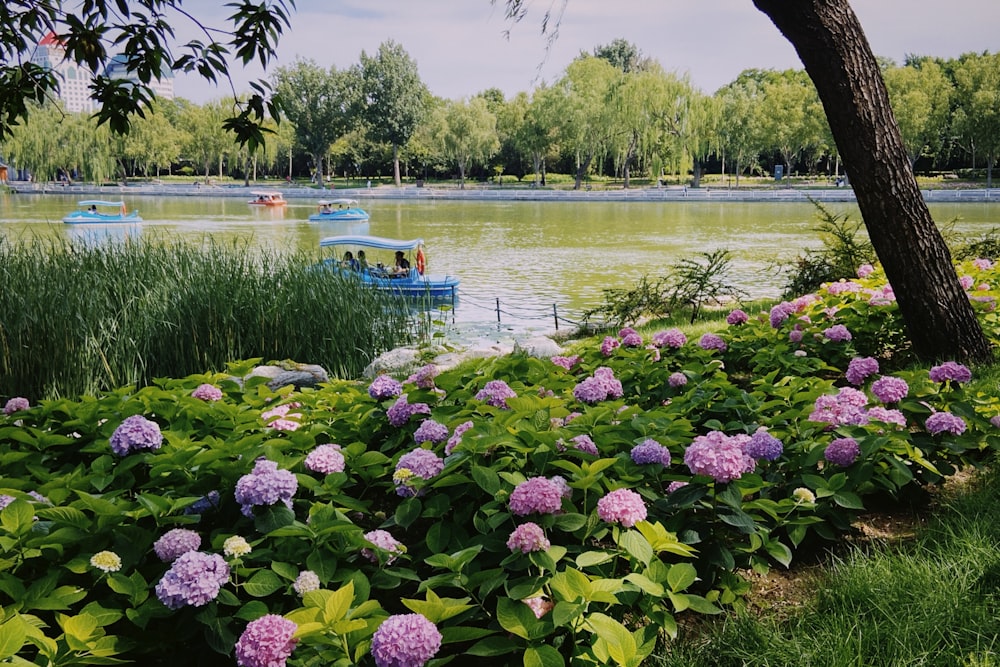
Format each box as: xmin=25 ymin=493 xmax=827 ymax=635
xmin=2 ymin=0 xmax=994 ymax=363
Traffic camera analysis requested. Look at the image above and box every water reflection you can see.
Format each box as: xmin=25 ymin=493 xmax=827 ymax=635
xmin=65 ymin=222 xmax=142 ymax=246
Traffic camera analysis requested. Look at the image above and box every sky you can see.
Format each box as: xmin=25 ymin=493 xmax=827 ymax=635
xmin=172 ymin=0 xmax=1000 ymax=103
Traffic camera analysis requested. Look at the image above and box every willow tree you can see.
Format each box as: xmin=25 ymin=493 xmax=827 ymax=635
xmin=432 ymin=97 xmax=500 ymax=189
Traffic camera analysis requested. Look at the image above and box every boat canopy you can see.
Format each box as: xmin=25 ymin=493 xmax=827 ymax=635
xmin=317 ymin=198 xmax=358 ymax=206
xmin=77 ymin=200 xmax=126 ymax=207
xmin=250 ymin=191 xmax=282 ymax=196
xmin=320 ymin=235 xmax=423 ymax=251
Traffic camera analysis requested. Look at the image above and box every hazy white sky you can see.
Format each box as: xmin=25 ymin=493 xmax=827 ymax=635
xmin=173 ymin=0 xmax=1000 ymax=103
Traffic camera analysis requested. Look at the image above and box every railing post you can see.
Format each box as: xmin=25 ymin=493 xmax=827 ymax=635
xmin=496 ymin=298 xmax=501 ymax=324
xmin=553 ymin=304 xmax=559 ymax=330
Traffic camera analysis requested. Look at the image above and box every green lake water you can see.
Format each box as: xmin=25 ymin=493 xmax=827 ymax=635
xmin=3 ymin=192 xmax=999 ymax=341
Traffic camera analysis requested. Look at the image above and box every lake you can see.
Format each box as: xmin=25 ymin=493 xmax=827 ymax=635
xmin=3 ymin=192 xmax=999 ymax=343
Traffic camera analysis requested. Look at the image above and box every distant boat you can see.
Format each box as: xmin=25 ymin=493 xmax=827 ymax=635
xmin=248 ymin=191 xmax=287 ymax=206
xmin=63 ymin=200 xmax=142 ymax=224
xmin=308 ymin=198 xmax=370 ymax=222
xmin=318 ymin=235 xmax=459 ymax=299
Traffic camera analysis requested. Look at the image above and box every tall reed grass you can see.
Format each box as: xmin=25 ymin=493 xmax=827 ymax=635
xmin=0 ymin=234 xmax=414 ymax=400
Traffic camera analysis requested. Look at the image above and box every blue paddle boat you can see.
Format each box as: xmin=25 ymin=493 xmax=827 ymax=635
xmin=319 ymin=235 xmax=459 ymax=299
xmin=63 ymin=200 xmax=142 ymax=224
xmin=308 ymin=198 xmax=370 ymax=222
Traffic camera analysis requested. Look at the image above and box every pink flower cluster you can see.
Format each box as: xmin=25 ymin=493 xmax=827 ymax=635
xmin=507 ymin=522 xmax=550 ymax=553
xmin=445 ymin=420 xmax=474 ymax=455
xmin=110 ymin=415 xmax=163 ymax=456
xmin=652 ymin=328 xmax=687 ymax=348
xmin=413 ymin=419 xmax=449 ymax=444
xmin=550 ymin=355 xmax=581 ymax=370
xmin=192 ymin=383 xmax=223 ymax=401
xmin=925 ymin=411 xmax=967 ymax=435
xmin=871 ymin=376 xmax=908 ymax=404
xmin=362 ymin=529 xmax=405 ymax=565
xmin=726 ymin=309 xmax=749 ymax=325
xmin=371 ymin=614 xmax=442 ymax=667
xmin=569 ymin=434 xmax=598 ymax=455
xmin=619 ymin=327 xmax=643 ymax=347
xmin=261 ymin=403 xmax=302 ymax=431
xmin=153 ymin=528 xmax=201 ymax=562
xmin=387 ymin=395 xmax=431 ymax=427
xmin=698 ymin=333 xmax=727 ymax=351
xmin=846 ymin=356 xmax=879 ymax=385
xmin=600 ymin=336 xmax=621 ymax=356
xmin=683 ymin=431 xmax=755 ymax=483
xmin=509 ymin=477 xmax=569 ymax=516
xmin=808 ymin=387 xmax=870 ymax=427
xmin=823 ymin=324 xmax=852 ymax=342
xmin=155 ymin=551 xmax=229 ymax=609
xmin=235 ymin=458 xmax=298 ymax=517
xmin=3 ymin=397 xmax=29 ymax=415
xmin=572 ymin=367 xmax=623 ymax=404
xmin=523 ymin=596 xmax=554 ymax=619
xmin=769 ymin=301 xmax=796 ymax=328
xmin=857 ymin=263 xmax=875 ymax=277
xmin=406 ymin=364 xmax=439 ymax=389
xmin=929 ymin=361 xmax=972 ymax=384
xmin=597 ymin=488 xmax=647 ymax=527
xmin=235 ymin=615 xmax=298 ymax=667
xmin=824 ymin=437 xmax=860 ymax=466
xmin=476 ymin=379 xmax=518 ymax=408
xmin=304 ymin=444 xmax=345 ymax=474
xmin=369 ymin=374 xmax=403 ymax=400
xmin=394 ymin=448 xmax=444 ymax=497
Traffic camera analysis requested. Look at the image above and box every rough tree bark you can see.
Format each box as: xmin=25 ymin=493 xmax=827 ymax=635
xmin=752 ymin=0 xmax=993 ymax=364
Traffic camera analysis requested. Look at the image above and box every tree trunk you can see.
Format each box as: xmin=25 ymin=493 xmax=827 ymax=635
xmin=574 ymin=153 xmax=593 ymax=190
xmin=753 ymin=0 xmax=992 ymax=364
xmin=393 ymin=144 xmax=402 ymax=187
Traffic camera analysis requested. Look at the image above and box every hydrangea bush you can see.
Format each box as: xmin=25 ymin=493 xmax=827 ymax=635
xmin=2 ymin=259 xmax=1000 ymax=665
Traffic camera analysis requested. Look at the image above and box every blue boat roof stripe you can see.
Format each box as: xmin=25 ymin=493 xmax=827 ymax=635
xmin=319 ymin=235 xmax=424 ymax=250
xmin=78 ymin=200 xmax=126 ymax=206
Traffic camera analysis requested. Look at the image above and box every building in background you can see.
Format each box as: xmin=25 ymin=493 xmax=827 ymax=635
xmin=103 ymin=54 xmax=175 ymax=101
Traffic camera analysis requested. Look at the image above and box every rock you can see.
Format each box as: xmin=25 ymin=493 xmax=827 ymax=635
xmin=513 ymin=336 xmax=563 ymax=358
xmin=244 ymin=362 xmax=329 ymax=391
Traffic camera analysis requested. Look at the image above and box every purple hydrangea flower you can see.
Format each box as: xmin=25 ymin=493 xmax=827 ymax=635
xmin=857 ymin=264 xmax=875 ymax=278
xmin=550 ymin=355 xmax=581 ymax=370
xmin=394 ymin=449 xmax=444 ymax=497
xmin=0 ymin=495 xmax=16 ymax=510
xmin=960 ymin=275 xmax=975 ymax=290
xmin=192 ymin=384 xmax=223 ymax=401
xmin=871 ymin=376 xmax=908 ymax=404
xmin=235 ymin=614 xmax=298 ymax=667
xmin=744 ymin=428 xmax=783 ymax=461
xmin=369 ymin=374 xmax=404 ymax=400
xmin=153 ymin=528 xmax=201 ymax=562
xmin=699 ymin=333 xmax=727 ymax=351
xmin=4 ymin=397 xmax=30 ymax=414
xmin=597 ymin=488 xmax=647 ymax=528
xmin=110 ymin=415 xmax=163 ymax=456
xmin=445 ymin=420 xmax=474 ymax=455
xmin=600 ymin=336 xmax=621 ymax=356
xmin=683 ymin=431 xmax=755 ymax=483
xmin=387 ymin=395 xmax=431 ymax=427
xmin=619 ymin=327 xmax=638 ymax=338
xmin=809 ymin=387 xmax=870 ymax=427
xmin=261 ymin=403 xmax=301 ymax=431
xmin=155 ymin=551 xmax=229 ymax=609
xmin=371 ymin=614 xmax=442 ymax=667
xmin=929 ymin=361 xmax=972 ymax=384
xmin=973 ymin=258 xmax=994 ymax=270
xmin=405 ymin=364 xmax=439 ymax=389
xmin=509 ymin=477 xmax=565 ymax=516
xmin=823 ymin=324 xmax=853 ymax=342
xmin=621 ymin=332 xmax=643 ymax=347
xmin=666 ymin=481 xmax=689 ymax=493
xmin=668 ymin=372 xmax=688 ymax=388
xmin=789 ymin=328 xmax=804 ymax=343
xmin=866 ymin=407 xmax=907 ymax=427
xmin=234 ymin=458 xmax=298 ymax=517
xmin=362 ymin=529 xmax=405 ymax=565
xmin=925 ymin=411 xmax=967 ymax=435
xmin=506 ymin=522 xmax=550 ymax=553
xmin=652 ymin=328 xmax=687 ymax=348
xmin=769 ymin=301 xmax=796 ymax=328
xmin=824 ymin=437 xmax=860 ymax=466
xmin=523 ymin=597 xmax=554 ymax=619
xmin=573 ymin=377 xmax=606 ymax=404
xmin=630 ymin=440 xmax=671 ymax=466
xmin=304 ymin=444 xmax=345 ymax=474
xmin=413 ymin=419 xmax=449 ymax=444
xmin=991 ymin=415 xmax=1000 ymax=429
xmin=475 ymin=380 xmax=517 ymax=408
xmin=569 ymin=434 xmax=598 ymax=455
xmin=726 ymin=309 xmax=749 ymax=325
xmin=846 ymin=357 xmax=879 ymax=385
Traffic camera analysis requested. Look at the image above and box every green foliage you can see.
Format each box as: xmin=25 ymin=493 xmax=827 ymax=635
xmin=781 ymin=201 xmax=876 ymax=298
xmin=0 ymin=235 xmax=412 ymax=400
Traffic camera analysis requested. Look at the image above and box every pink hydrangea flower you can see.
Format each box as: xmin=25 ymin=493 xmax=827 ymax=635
xmin=445 ymin=420 xmax=474 ymax=455
xmin=369 ymin=374 xmax=403 ymax=400
xmin=652 ymin=328 xmax=687 ymax=348
xmin=865 ymin=407 xmax=907 ymax=427
xmin=153 ymin=528 xmax=201 ymax=562
xmin=523 ymin=597 xmax=554 ymax=619
xmin=668 ymin=372 xmax=687 ymax=388
xmin=509 ymin=477 xmax=566 ymax=516
xmin=823 ymin=324 xmax=852 ymax=342
xmin=698 ymin=333 xmax=727 ymax=351
xmin=856 ymin=264 xmax=875 ymax=278
xmin=769 ymin=301 xmax=796 ymax=328
xmin=925 ymin=411 xmax=967 ymax=435
xmin=362 ymin=529 xmax=405 ymax=565
xmin=3 ymin=397 xmax=29 ymax=415
xmin=726 ymin=309 xmax=749 ymax=325
xmin=621 ymin=332 xmax=643 ymax=347
xmin=929 ymin=361 xmax=972 ymax=384
xmin=666 ymin=481 xmax=689 ymax=493
xmin=871 ymin=376 xmax=908 ymax=404
xmin=386 ymin=394 xmax=431 ymax=427
xmin=600 ymin=336 xmax=621 ymax=356
xmin=413 ymin=419 xmax=449 ymax=444
xmin=262 ymin=403 xmax=302 ymax=431
xmin=846 ymin=356 xmax=879 ymax=385
xmin=394 ymin=449 xmax=444 ymax=497
xmin=475 ymin=380 xmax=517 ymax=408
xmin=551 ymin=355 xmax=581 ymax=370
xmin=683 ymin=431 xmax=755 ymax=483
xmin=110 ymin=415 xmax=163 ymax=456
xmin=405 ymin=364 xmax=439 ymax=389
xmin=235 ymin=458 xmax=298 ymax=517
xmin=506 ymin=522 xmax=550 ymax=553
xmin=155 ymin=551 xmax=229 ymax=609
xmin=809 ymin=387 xmax=870 ymax=427
xmin=192 ymin=384 xmax=223 ymax=401
xmin=371 ymin=614 xmax=442 ymax=667
xmin=235 ymin=614 xmax=298 ymax=667
xmin=597 ymin=488 xmax=647 ymax=528
xmin=304 ymin=444 xmax=345 ymax=474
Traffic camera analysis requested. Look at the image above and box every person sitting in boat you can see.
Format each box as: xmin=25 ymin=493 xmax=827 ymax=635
xmin=320 ymin=203 xmax=332 ymax=214
xmin=88 ymin=205 xmax=97 ymax=213
xmin=391 ymin=251 xmax=411 ymax=277
xmin=341 ymin=251 xmax=360 ymax=271
xmin=357 ymin=250 xmax=369 ymax=272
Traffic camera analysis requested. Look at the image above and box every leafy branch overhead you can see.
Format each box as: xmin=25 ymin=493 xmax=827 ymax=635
xmin=0 ymin=0 xmax=294 ymax=150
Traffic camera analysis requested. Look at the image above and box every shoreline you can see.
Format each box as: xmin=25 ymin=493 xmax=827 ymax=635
xmin=10 ymin=181 xmax=999 ymax=203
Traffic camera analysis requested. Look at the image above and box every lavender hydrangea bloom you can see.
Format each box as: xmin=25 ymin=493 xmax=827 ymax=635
xmin=744 ymin=429 xmax=783 ymax=461
xmin=666 ymin=481 xmax=689 ymax=493
xmin=991 ymin=415 xmax=1000 ymax=429
xmin=509 ymin=477 xmax=565 ymax=516
xmin=630 ymin=440 xmax=671 ymax=466
xmin=621 ymin=332 xmax=643 ymax=347
xmin=846 ymin=357 xmax=879 ymax=385
xmin=155 ymin=551 xmax=229 ymax=609
xmin=857 ymin=263 xmax=875 ymax=278
xmin=726 ymin=309 xmax=749 ymax=325
xmin=153 ymin=528 xmax=202 ymax=562
xmin=261 ymin=403 xmax=301 ymax=431
xmin=808 ymin=387 xmax=870 ymax=427
xmin=600 ymin=336 xmax=621 ymax=356
xmin=925 ymin=411 xmax=967 ymax=435
xmin=569 ymin=434 xmax=598 ymax=455
xmin=506 ymin=522 xmax=551 ymax=553
xmin=445 ymin=420 xmax=474 ymax=455
xmin=371 ymin=614 xmax=442 ymax=667
xmin=234 ymin=458 xmax=298 ymax=517
xmin=3 ymin=397 xmax=30 ymax=414
xmin=597 ymin=488 xmax=647 ymax=527
xmin=573 ymin=376 xmax=606 ymax=404
xmin=699 ymin=333 xmax=727 ymax=351
xmin=386 ymin=395 xmax=431 ymax=427
xmin=823 ymin=324 xmax=853 ymax=342
xmin=871 ymin=376 xmax=909 ymax=404
xmin=824 ymin=437 xmax=860 ymax=466
xmin=110 ymin=415 xmax=163 ymax=456
xmin=235 ymin=614 xmax=298 ymax=667
xmin=769 ymin=301 xmax=796 ymax=328
xmin=652 ymin=328 xmax=687 ymax=348
xmin=683 ymin=431 xmax=755 ymax=483
xmin=594 ymin=367 xmax=623 ymax=398
xmin=394 ymin=449 xmax=444 ymax=497
xmin=413 ymin=419 xmax=449 ymax=444
xmin=369 ymin=374 xmax=403 ymax=400
xmin=929 ymin=361 xmax=973 ymax=384
xmin=362 ymin=529 xmax=405 ymax=565
xmin=192 ymin=384 xmax=223 ymax=401
xmin=405 ymin=364 xmax=439 ymax=389
xmin=866 ymin=407 xmax=907 ymax=427
xmin=550 ymin=355 xmax=581 ymax=370
xmin=475 ymin=380 xmax=517 ymax=408
xmin=304 ymin=444 xmax=345 ymax=474
xmin=0 ymin=495 xmax=16 ymax=510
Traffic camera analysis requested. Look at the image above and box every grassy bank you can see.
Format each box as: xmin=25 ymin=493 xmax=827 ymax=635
xmin=0 ymin=235 xmax=415 ymax=400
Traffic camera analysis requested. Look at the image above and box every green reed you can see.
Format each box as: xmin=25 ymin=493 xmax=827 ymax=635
xmin=0 ymin=235 xmax=413 ymax=400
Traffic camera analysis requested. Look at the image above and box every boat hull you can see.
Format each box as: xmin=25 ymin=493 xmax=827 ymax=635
xmin=63 ymin=212 xmax=143 ymax=224
xmin=308 ymin=209 xmax=370 ymax=222
xmin=321 ymin=261 xmax=459 ymax=299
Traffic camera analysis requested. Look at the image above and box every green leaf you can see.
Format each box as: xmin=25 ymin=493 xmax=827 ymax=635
xmin=525 ymin=644 xmax=565 ymax=667
xmin=394 ymin=497 xmax=422 ymax=528
xmin=243 ymin=569 xmax=285 ymax=597
xmin=666 ymin=562 xmax=698 ymax=593
xmin=553 ymin=513 xmax=588 ymax=532
xmin=1 ymin=500 xmax=34 ymax=537
xmin=439 ymin=626 xmax=495 ymax=644
xmin=34 ymin=506 xmax=91 ymax=530
xmin=833 ymin=491 xmax=865 ymax=509
xmin=497 ymin=596 xmax=548 ymax=640
xmin=270 ymin=561 xmax=299 ymax=581
xmin=0 ymin=617 xmax=27 ymax=660
xmin=587 ymin=612 xmax=636 ymax=666
xmin=235 ymin=600 xmax=269 ymax=621
xmin=254 ymin=504 xmax=295 ymax=533
xmin=467 ymin=636 xmax=519 ymax=657
xmin=765 ymin=539 xmax=793 ymax=568
xmin=624 ymin=573 xmax=664 ymax=597
xmin=618 ymin=530 xmax=653 ymax=566
xmin=323 ymin=581 xmax=355 ymax=623
xmin=471 ymin=465 xmax=501 ymax=495
xmin=576 ymin=551 xmax=614 ymax=568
